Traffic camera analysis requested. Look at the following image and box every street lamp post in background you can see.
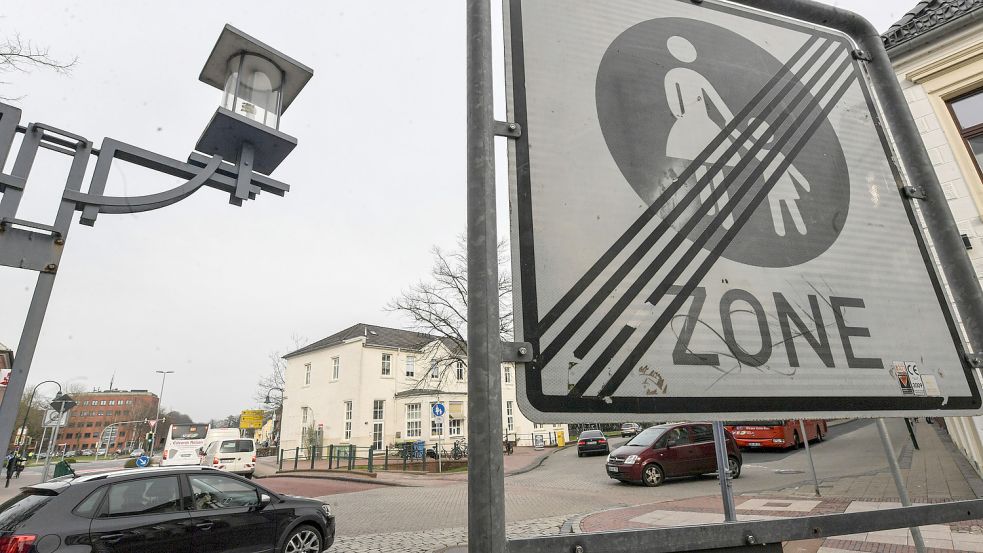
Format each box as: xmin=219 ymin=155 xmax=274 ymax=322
xmin=0 ymin=25 xmax=313 ymax=462
xmin=15 ymin=380 xmax=60 ymax=451
xmin=149 ymin=370 xmax=174 ymax=458
xmin=264 ymin=387 xmax=285 ymax=447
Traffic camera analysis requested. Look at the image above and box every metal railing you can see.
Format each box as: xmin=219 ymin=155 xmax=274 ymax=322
xmin=277 ymin=440 xmax=471 ymax=473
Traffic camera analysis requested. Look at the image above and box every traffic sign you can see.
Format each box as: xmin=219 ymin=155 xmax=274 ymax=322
xmin=136 ymin=455 xmax=150 ymax=468
xmin=239 ymin=409 xmax=265 ymax=430
xmin=504 ymin=0 xmax=982 ymax=422
xmin=42 ymin=409 xmax=68 ymax=428
xmin=431 ymin=403 xmax=446 ymax=418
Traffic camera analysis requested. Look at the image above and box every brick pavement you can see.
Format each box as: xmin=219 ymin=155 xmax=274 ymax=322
xmin=577 ymin=424 xmax=983 ymax=552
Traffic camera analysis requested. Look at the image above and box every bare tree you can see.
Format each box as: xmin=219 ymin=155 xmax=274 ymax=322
xmin=1 ymin=34 xmax=77 ymax=101
xmin=388 ymin=235 xmax=513 ymax=387
xmin=254 ymin=334 xmax=308 ymax=409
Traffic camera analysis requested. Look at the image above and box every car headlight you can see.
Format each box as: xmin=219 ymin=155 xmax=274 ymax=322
xmin=624 ymin=455 xmax=639 ymax=465
xmin=772 ymin=438 xmax=785 ymax=443
xmin=320 ymin=504 xmax=332 ymax=517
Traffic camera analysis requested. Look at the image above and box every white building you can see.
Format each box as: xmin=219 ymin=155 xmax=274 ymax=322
xmin=279 ymin=323 xmax=567 ymax=451
xmin=886 ymin=1 xmax=983 ymax=473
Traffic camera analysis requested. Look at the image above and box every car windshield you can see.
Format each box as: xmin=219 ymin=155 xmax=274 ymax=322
xmin=626 ymin=426 xmax=668 ymax=446
xmin=171 ymin=425 xmax=208 ymax=439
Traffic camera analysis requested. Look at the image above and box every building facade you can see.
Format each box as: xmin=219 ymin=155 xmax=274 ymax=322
xmin=53 ymin=389 xmax=159 ymax=452
xmin=279 ymin=323 xmax=567 ymax=451
xmin=886 ymin=0 xmax=983 ymax=473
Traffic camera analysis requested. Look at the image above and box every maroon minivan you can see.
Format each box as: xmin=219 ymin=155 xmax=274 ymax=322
xmin=605 ymin=422 xmax=742 ymax=486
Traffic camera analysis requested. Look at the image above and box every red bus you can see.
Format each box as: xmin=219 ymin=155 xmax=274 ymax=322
xmin=724 ymin=420 xmax=827 ymax=450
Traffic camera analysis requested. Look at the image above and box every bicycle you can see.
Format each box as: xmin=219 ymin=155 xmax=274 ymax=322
xmin=451 ymin=440 xmax=468 ymax=460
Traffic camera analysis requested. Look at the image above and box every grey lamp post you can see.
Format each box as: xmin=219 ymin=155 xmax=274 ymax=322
xmin=264 ymin=387 xmax=285 ymax=446
xmin=0 ymin=25 xmax=313 ymax=463
xmin=15 ymin=380 xmax=61 ymax=451
xmin=149 ymin=370 xmax=174 ymax=458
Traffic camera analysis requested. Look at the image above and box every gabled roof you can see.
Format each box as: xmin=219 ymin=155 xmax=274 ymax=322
xmin=882 ymin=0 xmax=983 ymax=51
xmin=283 ymin=323 xmax=439 ymax=359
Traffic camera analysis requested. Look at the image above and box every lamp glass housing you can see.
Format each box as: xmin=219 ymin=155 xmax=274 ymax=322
xmin=222 ymin=53 xmax=284 ymax=129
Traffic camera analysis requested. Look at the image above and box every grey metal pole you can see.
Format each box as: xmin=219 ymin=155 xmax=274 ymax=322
xmin=0 ymin=272 xmax=57 ymax=464
xmin=877 ymin=418 xmax=926 ymax=553
xmin=149 ymin=370 xmax=173 ymax=458
xmin=712 ymin=421 xmax=737 ymax=522
xmin=798 ymin=420 xmax=821 ymax=497
xmin=467 ymin=0 xmax=506 ymax=551
xmin=41 ymin=407 xmax=63 ymax=482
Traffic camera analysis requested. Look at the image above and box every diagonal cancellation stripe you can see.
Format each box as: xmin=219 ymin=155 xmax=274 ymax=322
xmin=591 ymin=64 xmax=858 ymax=399
xmin=535 ymin=35 xmax=826 ymax=336
xmin=540 ymin=40 xmax=837 ymax=368
xmin=565 ymin=44 xmax=844 ymax=364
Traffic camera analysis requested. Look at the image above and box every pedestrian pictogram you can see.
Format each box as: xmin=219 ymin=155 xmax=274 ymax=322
xmin=504 ymin=0 xmax=982 ymax=422
xmin=431 ymin=403 xmax=446 ymax=418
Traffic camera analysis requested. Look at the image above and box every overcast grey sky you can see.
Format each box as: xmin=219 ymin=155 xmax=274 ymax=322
xmin=0 ymin=1 xmax=919 ymax=421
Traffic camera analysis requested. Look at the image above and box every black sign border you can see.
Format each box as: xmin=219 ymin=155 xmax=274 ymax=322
xmin=508 ymin=0 xmax=983 ymax=417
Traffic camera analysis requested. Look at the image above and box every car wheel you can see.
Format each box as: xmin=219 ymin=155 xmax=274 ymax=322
xmin=642 ymin=464 xmax=664 ymax=487
xmin=577 ymin=451 xmax=583 ymax=458
xmin=793 ymin=432 xmax=801 ymax=449
xmin=728 ymin=456 xmax=741 ymax=479
xmin=283 ymin=524 xmax=322 ymax=553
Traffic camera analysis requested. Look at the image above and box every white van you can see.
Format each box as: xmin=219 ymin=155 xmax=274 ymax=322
xmin=199 ymin=438 xmax=256 ymax=478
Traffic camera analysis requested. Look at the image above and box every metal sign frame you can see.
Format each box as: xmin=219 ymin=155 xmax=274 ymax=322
xmin=464 ymin=0 xmax=983 ymax=552
xmin=502 ymin=0 xmax=983 ymax=421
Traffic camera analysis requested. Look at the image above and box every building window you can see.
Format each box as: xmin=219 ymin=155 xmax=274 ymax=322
xmin=301 ymin=407 xmax=309 ymax=426
xmin=83 ymin=401 xmax=89 ymax=406
xmin=405 ymin=356 xmax=415 ymax=377
xmin=344 ymin=401 xmax=353 ymax=441
xmin=431 ymin=403 xmax=443 ymax=436
xmin=127 ymin=400 xmax=133 ymax=404
xmin=372 ymin=400 xmax=385 ymax=450
xmin=109 ymin=400 xmax=115 ymax=406
xmin=449 ymin=418 xmax=463 ymax=436
xmin=950 ymin=89 xmax=983 ymax=180
xmin=430 ymin=362 xmax=439 ymax=380
xmin=100 ymin=400 xmax=106 ymax=405
xmin=332 ymin=357 xmax=340 ymax=380
xmin=304 ymin=363 xmax=312 ymax=385
xmin=456 ymin=362 xmax=465 ymax=381
xmin=381 ymin=353 xmax=392 ymax=376
xmin=506 ymin=401 xmax=514 ymax=432
xmin=504 ymin=366 xmax=512 ymax=383
xmin=406 ymin=403 xmax=421 ymax=438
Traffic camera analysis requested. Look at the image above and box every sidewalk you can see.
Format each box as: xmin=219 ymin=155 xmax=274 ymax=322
xmin=577 ymin=424 xmax=983 ymax=552
xmin=258 ymin=445 xmax=564 ymax=486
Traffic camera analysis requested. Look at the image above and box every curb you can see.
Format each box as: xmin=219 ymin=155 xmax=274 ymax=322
xmin=255 ymin=473 xmax=409 ymax=487
xmin=506 ymin=446 xmax=571 ymax=478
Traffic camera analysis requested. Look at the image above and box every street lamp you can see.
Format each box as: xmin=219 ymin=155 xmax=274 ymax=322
xmin=0 ymin=25 xmax=312 ymax=462
xmin=15 ymin=380 xmax=61 ymax=451
xmin=149 ymin=370 xmax=174 ymax=457
xmin=264 ymin=387 xmax=285 ymax=446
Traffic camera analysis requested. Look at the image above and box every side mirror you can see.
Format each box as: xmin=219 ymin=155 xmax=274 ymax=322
xmin=258 ymin=493 xmax=272 ymax=509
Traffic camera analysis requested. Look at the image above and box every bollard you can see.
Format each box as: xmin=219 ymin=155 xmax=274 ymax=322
xmin=293 ymin=447 xmax=299 ymax=471
xmin=384 ymin=447 xmax=389 ymax=471
xmin=349 ymin=446 xmax=355 ymax=471
xmin=328 ymin=445 xmax=334 ymax=469
xmin=403 ymin=447 xmax=408 ymax=471
xmin=422 ymin=445 xmax=427 ymax=472
xmin=310 ymin=446 xmax=315 ymax=470
xmin=278 ymin=449 xmax=283 ymax=471
xmin=368 ymin=447 xmax=374 ymax=472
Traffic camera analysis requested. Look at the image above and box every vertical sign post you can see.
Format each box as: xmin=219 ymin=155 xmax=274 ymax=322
xmin=467 ymin=0 xmax=507 ymax=551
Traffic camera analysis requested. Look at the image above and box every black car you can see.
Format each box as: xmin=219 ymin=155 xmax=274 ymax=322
xmin=577 ymin=430 xmax=610 ymax=457
xmin=0 ymin=466 xmax=334 ymax=553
